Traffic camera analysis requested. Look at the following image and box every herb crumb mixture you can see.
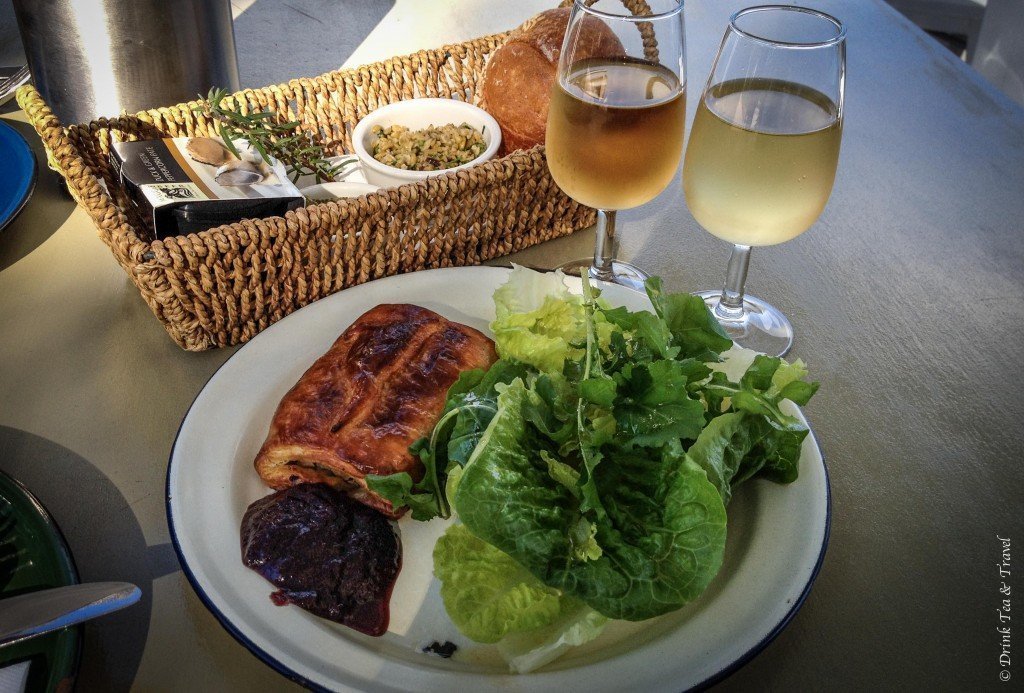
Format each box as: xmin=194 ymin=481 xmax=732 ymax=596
xmin=370 ymin=123 xmax=486 ymax=171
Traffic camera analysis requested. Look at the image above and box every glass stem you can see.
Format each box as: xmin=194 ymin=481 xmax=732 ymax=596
xmin=716 ymin=244 xmax=751 ymax=320
xmin=590 ymin=209 xmax=617 ymax=281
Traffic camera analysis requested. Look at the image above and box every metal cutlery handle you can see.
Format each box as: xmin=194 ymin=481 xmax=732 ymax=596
xmin=0 ymin=66 xmax=30 ymax=104
xmin=0 ymin=582 xmax=141 ymax=648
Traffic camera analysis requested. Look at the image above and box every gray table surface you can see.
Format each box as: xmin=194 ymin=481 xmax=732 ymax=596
xmin=1 ymin=0 xmax=1022 ymax=690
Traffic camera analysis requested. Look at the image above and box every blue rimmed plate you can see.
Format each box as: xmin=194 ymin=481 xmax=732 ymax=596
xmin=167 ymin=266 xmax=830 ymax=692
xmin=0 ymin=119 xmax=37 ymax=233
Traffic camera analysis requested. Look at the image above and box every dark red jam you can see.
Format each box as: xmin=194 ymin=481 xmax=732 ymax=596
xmin=240 ymin=484 xmax=401 ymax=636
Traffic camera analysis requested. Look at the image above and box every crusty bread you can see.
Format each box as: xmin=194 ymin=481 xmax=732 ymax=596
xmin=480 ymin=8 xmax=624 ymax=154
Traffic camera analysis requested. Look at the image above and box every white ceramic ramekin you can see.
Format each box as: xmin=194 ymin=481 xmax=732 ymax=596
xmin=350 ymin=98 xmax=501 ymax=189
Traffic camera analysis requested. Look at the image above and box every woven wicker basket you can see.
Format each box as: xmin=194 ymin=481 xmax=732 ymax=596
xmin=15 ymin=22 xmax=595 ymax=351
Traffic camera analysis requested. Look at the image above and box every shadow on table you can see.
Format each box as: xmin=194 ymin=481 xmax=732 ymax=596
xmin=0 ymin=118 xmax=76 ymax=273
xmin=233 ymin=0 xmax=395 ymax=88
xmin=0 ymin=426 xmax=178 ymax=693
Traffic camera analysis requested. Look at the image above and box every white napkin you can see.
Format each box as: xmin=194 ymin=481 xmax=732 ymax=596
xmin=0 ymin=661 xmax=30 ymax=693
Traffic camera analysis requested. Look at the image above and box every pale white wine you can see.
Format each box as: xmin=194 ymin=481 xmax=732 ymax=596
xmin=547 ymin=58 xmax=686 ymax=211
xmin=683 ymin=78 xmax=841 ymax=246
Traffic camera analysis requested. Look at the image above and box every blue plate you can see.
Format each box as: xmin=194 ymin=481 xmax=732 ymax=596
xmin=0 ymin=119 xmax=37 ymax=232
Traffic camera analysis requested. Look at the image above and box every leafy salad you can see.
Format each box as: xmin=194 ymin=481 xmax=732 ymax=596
xmin=366 ymin=267 xmax=818 ymax=672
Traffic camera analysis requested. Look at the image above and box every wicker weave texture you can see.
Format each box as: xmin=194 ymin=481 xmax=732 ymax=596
xmin=16 ymin=30 xmax=595 ymax=351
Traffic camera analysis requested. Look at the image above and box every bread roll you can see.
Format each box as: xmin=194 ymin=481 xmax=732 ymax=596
xmin=480 ymin=8 xmax=623 ymax=154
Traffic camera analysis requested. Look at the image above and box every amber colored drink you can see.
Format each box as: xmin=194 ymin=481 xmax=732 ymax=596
xmin=547 ymin=58 xmax=686 ymax=210
xmin=683 ymin=78 xmax=841 ymax=246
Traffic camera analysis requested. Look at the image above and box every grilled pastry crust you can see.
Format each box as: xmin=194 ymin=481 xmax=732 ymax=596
xmin=254 ymin=304 xmax=497 ymax=518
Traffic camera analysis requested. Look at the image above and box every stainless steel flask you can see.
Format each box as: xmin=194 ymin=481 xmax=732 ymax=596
xmin=13 ymin=0 xmax=240 ymax=124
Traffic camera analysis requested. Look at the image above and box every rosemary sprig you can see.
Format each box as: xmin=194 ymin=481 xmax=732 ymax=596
xmin=192 ymin=87 xmax=356 ymax=184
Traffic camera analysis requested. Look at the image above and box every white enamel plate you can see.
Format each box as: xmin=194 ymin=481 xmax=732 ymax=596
xmin=167 ymin=266 xmax=830 ymax=692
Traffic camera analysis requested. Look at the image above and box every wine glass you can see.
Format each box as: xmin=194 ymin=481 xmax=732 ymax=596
xmin=683 ymin=5 xmax=846 ymax=356
xmin=546 ymin=0 xmax=686 ymax=290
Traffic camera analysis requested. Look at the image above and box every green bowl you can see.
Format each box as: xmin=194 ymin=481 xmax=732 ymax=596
xmin=0 ymin=469 xmax=81 ymax=692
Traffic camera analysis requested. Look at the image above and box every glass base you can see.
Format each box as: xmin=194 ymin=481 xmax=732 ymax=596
xmin=696 ymin=290 xmax=794 ymax=357
xmin=557 ymin=258 xmax=650 ymax=292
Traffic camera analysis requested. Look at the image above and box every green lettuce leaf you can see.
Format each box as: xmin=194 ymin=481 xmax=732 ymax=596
xmin=745 ymin=417 xmax=808 ymax=484
xmin=497 ymin=598 xmax=608 ymax=673
xmin=444 ymin=360 xmax=533 ymax=468
xmin=360 ymin=470 xmax=440 ymax=521
xmin=612 ymin=360 xmax=706 ymax=447
xmin=601 ymin=304 xmax=676 ymax=360
xmin=645 ymin=277 xmax=732 ymax=361
xmin=685 ymin=412 xmax=753 ymax=504
xmin=453 ymin=379 xmax=728 ymax=621
xmin=689 ymin=352 xmax=818 ymax=502
xmin=365 ymin=360 xmax=531 ymax=520
xmin=771 ymin=357 xmax=809 ymax=393
xmin=705 ymin=354 xmax=819 ymax=429
xmin=491 ymin=267 xmax=586 ymax=373
xmin=493 ymin=265 xmax=576 ymax=321
xmin=433 ymin=524 xmax=562 ymax=644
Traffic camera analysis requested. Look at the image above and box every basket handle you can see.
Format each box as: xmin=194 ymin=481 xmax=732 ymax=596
xmin=558 ymin=0 xmax=660 ymax=62
xmin=15 ymin=84 xmax=144 ymax=265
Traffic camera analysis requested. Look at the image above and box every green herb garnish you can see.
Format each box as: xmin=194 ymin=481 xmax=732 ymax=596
xmin=193 ymin=87 xmax=355 ymax=184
